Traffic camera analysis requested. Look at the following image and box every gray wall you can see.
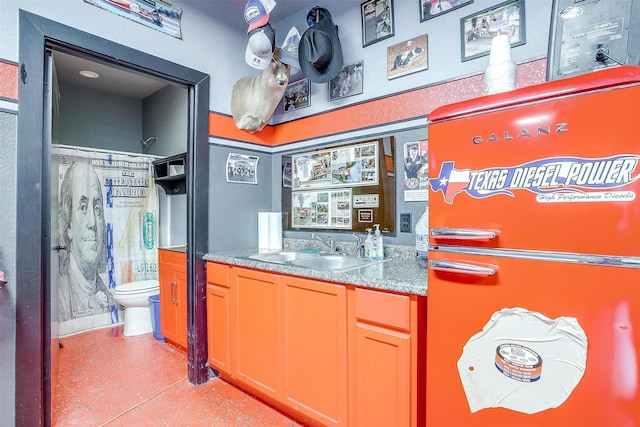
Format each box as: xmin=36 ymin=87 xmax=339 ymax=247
xmin=59 ymin=82 xmax=188 ymax=156
xmin=208 ymin=145 xmax=274 ymax=251
xmin=391 ymin=126 xmax=429 ymax=246
xmin=0 ymin=110 xmax=17 ymax=423
xmin=143 ymin=85 xmax=188 ymax=157
xmin=59 ymin=82 xmax=142 ymax=152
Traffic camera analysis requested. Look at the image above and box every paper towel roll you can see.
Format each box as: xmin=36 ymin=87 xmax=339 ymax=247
xmin=268 ymin=212 xmax=283 ymax=250
xmin=258 ymin=212 xmax=270 ymax=249
xmin=258 ymin=212 xmax=283 ymax=250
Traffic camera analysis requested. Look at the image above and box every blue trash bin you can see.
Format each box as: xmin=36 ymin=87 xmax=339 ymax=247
xmin=148 ymin=294 xmax=165 ymax=340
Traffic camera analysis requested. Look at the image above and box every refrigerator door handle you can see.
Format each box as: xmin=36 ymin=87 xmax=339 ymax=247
xmin=429 ymin=259 xmax=499 ymax=276
xmin=431 ymin=227 xmax=500 ymax=240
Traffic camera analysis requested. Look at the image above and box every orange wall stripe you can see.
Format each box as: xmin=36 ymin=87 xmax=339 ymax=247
xmin=210 ymin=59 xmax=547 ymax=147
xmin=208 ymin=113 xmax=274 ymax=146
xmin=0 ymin=62 xmax=19 ymax=101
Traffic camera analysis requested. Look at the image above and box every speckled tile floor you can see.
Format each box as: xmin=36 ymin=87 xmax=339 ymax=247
xmin=53 ymin=325 xmax=302 ymax=426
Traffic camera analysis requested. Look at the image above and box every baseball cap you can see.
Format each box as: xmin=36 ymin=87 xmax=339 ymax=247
xmin=279 ymin=26 xmax=301 ymax=69
xmin=245 ymin=0 xmax=276 ymax=33
xmin=245 ymin=23 xmax=275 ymax=70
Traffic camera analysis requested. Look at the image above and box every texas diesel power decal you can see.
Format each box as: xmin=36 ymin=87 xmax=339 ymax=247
xmin=429 ymin=154 xmax=639 ymax=203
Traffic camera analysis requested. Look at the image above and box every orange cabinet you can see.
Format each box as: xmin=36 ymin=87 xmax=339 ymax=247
xmin=230 ymin=267 xmax=282 ymax=400
xmin=348 ymin=287 xmax=421 ymax=427
xmin=281 ymin=276 xmax=347 ymax=426
xmin=205 ymin=263 xmax=424 ymax=427
xmin=206 ymin=262 xmax=231 ymax=375
xmin=159 ymin=249 xmax=187 ymax=349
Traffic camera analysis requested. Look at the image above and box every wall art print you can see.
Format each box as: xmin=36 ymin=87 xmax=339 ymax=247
xmin=283 ymin=78 xmax=311 ymax=113
xmin=387 ymin=34 xmax=429 ymax=80
xmin=420 ymin=0 xmax=473 ymax=22
xmin=460 ymin=0 xmax=525 ymax=62
xmin=361 ymin=0 xmax=394 ymax=47
xmin=329 ymin=60 xmax=364 ymax=101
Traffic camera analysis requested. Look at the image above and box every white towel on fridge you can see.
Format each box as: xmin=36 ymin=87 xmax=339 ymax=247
xmin=457 ymin=307 xmax=587 ymax=415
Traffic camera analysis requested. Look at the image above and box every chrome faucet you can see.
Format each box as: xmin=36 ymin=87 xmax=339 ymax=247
xmin=352 ymin=233 xmax=365 ymax=257
xmin=312 ymin=233 xmax=336 ymax=252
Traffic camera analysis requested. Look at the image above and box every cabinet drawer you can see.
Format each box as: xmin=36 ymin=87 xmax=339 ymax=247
xmin=159 ymin=249 xmax=186 ymax=272
xmin=355 ymin=288 xmax=410 ymax=332
xmin=207 ymin=262 xmax=229 ymax=288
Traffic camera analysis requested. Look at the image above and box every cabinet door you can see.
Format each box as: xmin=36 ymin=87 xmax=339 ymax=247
xmin=175 ymin=271 xmax=188 ymax=348
xmin=159 ymin=268 xmax=179 ymax=344
xmin=349 ymin=287 xmax=415 ymax=427
xmin=206 ymin=284 xmax=231 ymax=374
xmin=355 ymin=323 xmax=411 ymax=427
xmin=231 ymin=267 xmax=282 ymax=399
xmin=282 ymin=276 xmax=347 ymax=426
xmin=207 ymin=263 xmax=231 ymax=374
xmin=159 ymin=250 xmax=187 ymax=349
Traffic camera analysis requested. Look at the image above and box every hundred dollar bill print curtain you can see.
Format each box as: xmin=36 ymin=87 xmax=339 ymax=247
xmin=54 ymin=145 xmax=159 ymax=336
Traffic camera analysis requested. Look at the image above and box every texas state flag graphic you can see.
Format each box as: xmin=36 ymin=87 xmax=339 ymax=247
xmin=429 ymin=161 xmax=471 ymax=203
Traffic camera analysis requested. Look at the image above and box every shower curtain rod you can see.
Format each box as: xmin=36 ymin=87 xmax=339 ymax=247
xmin=53 ymin=144 xmax=164 ymax=160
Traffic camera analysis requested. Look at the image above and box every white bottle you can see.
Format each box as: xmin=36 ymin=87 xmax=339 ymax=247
xmin=373 ymin=224 xmax=384 ymax=260
xmin=416 ymin=205 xmax=429 ymax=266
xmin=364 ymin=228 xmax=373 ymax=258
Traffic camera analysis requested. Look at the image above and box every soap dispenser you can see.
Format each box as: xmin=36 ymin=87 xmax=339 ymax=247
xmin=372 ymin=224 xmax=384 ymax=260
xmin=364 ymin=228 xmax=373 ymax=258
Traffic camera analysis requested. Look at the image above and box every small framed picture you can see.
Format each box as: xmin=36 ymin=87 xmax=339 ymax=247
xmin=226 ymin=153 xmax=259 ymax=185
xmin=421 ymin=0 xmax=474 ymax=22
xmin=329 ymin=60 xmax=364 ymax=101
xmin=282 ymin=161 xmax=292 ymax=187
xmin=283 ymin=78 xmax=310 ymax=113
xmin=460 ymin=0 xmax=525 ymax=62
xmin=387 ymin=34 xmax=428 ymax=80
xmin=361 ymin=0 xmax=394 ymax=47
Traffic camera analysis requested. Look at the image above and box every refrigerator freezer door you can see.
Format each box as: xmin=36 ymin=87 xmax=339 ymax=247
xmin=428 ymin=67 xmax=640 ymax=257
xmin=426 ymin=250 xmax=640 ymax=427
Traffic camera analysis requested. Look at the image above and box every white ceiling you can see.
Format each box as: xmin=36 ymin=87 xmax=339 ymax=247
xmin=53 ymin=0 xmax=356 ymax=99
xmin=53 ymin=51 xmax=168 ymax=99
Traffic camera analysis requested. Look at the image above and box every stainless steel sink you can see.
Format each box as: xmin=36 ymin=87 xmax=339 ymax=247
xmin=243 ymin=251 xmax=386 ymax=272
xmin=290 ymin=254 xmax=382 ymax=272
xmin=248 ymin=251 xmax=320 ymax=264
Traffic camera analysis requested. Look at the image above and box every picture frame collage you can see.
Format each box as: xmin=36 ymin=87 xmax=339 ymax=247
xmin=284 ymin=0 xmax=526 ymax=109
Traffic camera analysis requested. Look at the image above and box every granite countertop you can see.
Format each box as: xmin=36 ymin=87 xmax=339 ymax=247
xmin=204 ymin=243 xmax=427 ymax=296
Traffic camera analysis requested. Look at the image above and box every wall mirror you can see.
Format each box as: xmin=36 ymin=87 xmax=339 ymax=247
xmin=281 ymin=136 xmax=396 ymax=234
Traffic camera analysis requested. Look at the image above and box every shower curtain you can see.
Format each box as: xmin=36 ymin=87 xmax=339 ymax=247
xmin=54 ymin=145 xmax=160 ymax=336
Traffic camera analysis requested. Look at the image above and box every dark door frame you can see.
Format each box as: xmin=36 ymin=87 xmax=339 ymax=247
xmin=17 ymin=11 xmax=210 ymax=425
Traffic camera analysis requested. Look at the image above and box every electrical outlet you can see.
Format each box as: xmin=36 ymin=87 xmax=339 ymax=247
xmin=400 ymin=213 xmax=411 ymax=233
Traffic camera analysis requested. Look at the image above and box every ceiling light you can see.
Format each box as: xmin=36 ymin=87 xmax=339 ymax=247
xmin=79 ymin=70 xmax=99 ymax=78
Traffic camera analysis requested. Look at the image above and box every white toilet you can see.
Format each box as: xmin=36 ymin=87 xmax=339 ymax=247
xmin=112 ymin=279 xmax=160 ymax=337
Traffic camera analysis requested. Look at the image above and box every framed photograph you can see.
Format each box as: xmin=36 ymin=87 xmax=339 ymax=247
xmin=282 ymin=161 xmax=292 ymax=187
xmin=226 ymin=153 xmax=258 ymax=185
xmin=361 ymin=0 xmax=394 ymax=47
xmin=329 ymin=60 xmax=364 ymax=101
xmin=460 ymin=0 xmax=525 ymax=62
xmin=420 ymin=0 xmax=473 ymax=22
xmin=387 ymin=34 xmax=428 ymax=80
xmin=283 ymin=78 xmax=310 ymax=113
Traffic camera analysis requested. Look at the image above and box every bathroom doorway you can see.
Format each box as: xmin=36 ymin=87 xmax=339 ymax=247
xmin=16 ymin=11 xmax=210 ymax=425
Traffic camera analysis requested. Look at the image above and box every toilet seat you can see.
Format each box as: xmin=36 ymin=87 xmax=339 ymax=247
xmin=114 ymin=279 xmax=159 ymax=294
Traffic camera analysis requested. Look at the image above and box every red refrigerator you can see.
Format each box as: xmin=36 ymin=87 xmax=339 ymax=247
xmin=426 ymin=65 xmax=640 ymax=426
